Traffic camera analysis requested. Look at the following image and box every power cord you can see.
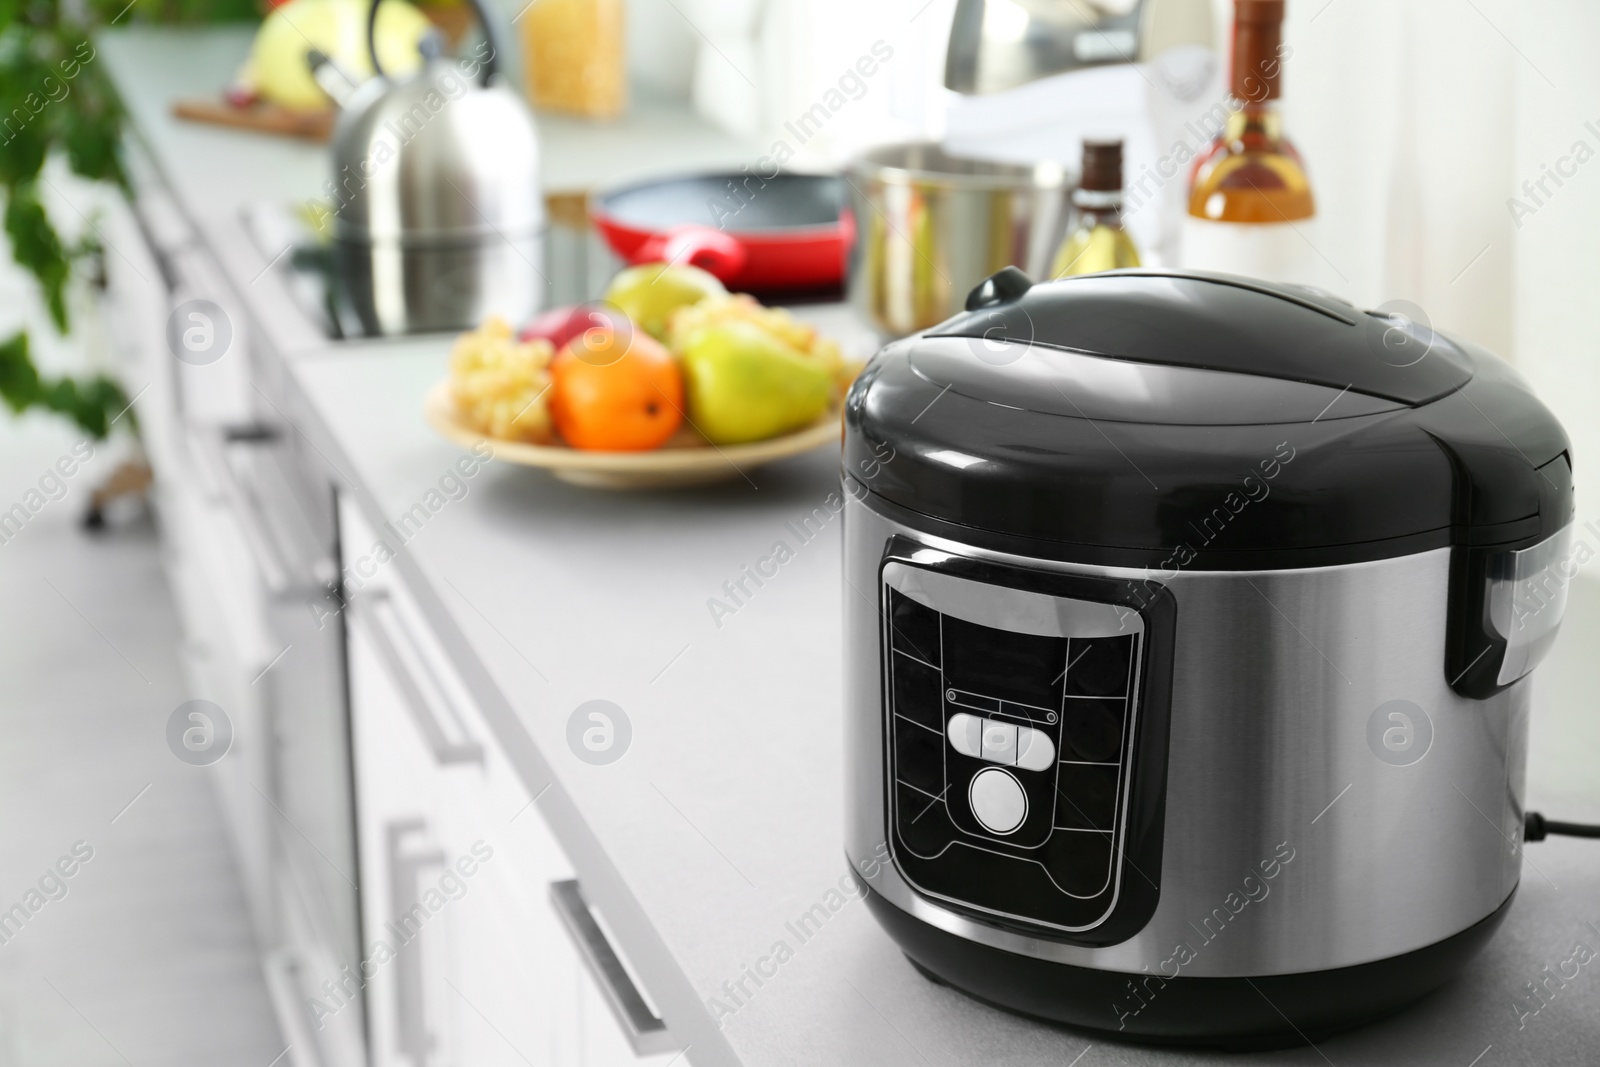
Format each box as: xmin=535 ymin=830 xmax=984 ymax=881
xmin=1525 ymin=812 xmax=1600 ymax=842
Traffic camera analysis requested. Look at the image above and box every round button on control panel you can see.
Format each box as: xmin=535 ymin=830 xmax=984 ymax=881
xmin=968 ymin=766 xmax=1028 ymax=835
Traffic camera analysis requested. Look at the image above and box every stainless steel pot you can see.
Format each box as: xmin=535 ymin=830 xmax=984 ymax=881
xmin=328 ymin=0 xmax=544 ymax=335
xmin=844 ymin=143 xmax=1070 ymax=337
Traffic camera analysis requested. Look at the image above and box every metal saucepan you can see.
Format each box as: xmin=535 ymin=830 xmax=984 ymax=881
xmin=844 ymin=142 xmax=1073 ymax=337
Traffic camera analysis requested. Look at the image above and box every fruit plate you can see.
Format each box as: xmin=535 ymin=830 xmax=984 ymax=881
xmin=423 ymin=381 xmax=841 ymax=489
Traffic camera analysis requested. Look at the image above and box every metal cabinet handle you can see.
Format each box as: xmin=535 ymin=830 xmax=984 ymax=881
xmin=262 ymin=948 xmax=326 ymax=1067
xmin=550 ymin=879 xmax=677 ymax=1057
xmin=139 ymin=218 xmax=181 ymax=295
xmin=187 ymin=424 xmax=317 ymax=599
xmin=360 ymin=591 xmax=484 ymax=767
xmin=128 ymin=182 xmax=193 ymax=295
xmin=387 ymin=819 xmax=448 ymax=1066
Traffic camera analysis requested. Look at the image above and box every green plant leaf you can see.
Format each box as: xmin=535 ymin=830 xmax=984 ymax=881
xmin=4 ymin=183 xmax=70 ymax=331
xmin=0 ymin=329 xmax=43 ymax=413
xmin=0 ymin=123 xmax=49 ymax=184
xmin=61 ymin=104 xmax=124 ymax=187
xmin=2 ymin=0 xmax=249 ymax=441
xmin=0 ymin=329 xmax=131 ymax=439
xmin=0 ymin=33 xmax=52 ymax=184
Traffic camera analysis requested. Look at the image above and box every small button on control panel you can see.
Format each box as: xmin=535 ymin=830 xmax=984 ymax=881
xmin=968 ymin=767 xmax=1028 ymax=835
xmin=1016 ymin=727 xmax=1054 ymax=771
xmin=981 ymin=720 xmax=1017 ymax=764
xmin=946 ymin=712 xmax=1056 ymax=771
xmin=947 ymin=713 xmax=983 ymax=758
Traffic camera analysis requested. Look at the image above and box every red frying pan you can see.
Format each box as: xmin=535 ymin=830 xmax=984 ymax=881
xmin=590 ymin=172 xmax=845 ymax=294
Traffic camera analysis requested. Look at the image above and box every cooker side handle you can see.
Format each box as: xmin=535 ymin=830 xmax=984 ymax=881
xmin=1445 ymin=517 xmax=1576 ymax=700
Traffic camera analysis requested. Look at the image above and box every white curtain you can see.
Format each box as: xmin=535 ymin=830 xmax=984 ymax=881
xmin=1505 ymin=3 xmax=1600 ymax=559
xmin=1286 ymin=0 xmax=1595 ymax=563
xmin=1279 ymin=0 xmax=1516 ymax=350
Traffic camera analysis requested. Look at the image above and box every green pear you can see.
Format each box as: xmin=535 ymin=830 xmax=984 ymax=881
xmin=603 ymin=262 xmax=726 ymax=341
xmin=681 ymin=322 xmax=834 ymax=445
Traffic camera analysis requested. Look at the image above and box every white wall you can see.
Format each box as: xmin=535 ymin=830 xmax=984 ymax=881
xmin=627 ymin=0 xmax=697 ymax=95
xmin=669 ymin=0 xmax=958 ymax=161
xmin=756 ymin=0 xmax=958 ymax=161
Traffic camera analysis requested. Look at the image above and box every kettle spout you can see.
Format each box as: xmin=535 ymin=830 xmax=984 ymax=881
xmin=306 ymin=48 xmax=362 ymax=109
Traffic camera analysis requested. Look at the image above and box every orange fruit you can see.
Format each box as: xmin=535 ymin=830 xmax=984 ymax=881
xmin=549 ymin=325 xmax=684 ymax=451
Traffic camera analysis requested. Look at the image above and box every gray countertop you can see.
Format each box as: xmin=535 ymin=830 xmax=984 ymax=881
xmin=283 ymin=341 xmax=1600 ymax=1067
xmin=99 ymin=25 xmax=1600 ymax=1067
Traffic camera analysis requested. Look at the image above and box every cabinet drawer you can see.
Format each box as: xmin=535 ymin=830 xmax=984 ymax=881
xmin=340 ymin=496 xmax=681 ymax=1066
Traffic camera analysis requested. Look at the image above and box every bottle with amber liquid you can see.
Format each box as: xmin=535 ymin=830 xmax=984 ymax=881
xmin=1181 ymin=0 xmax=1319 ymax=284
xmin=1053 ymin=139 xmax=1142 ymax=278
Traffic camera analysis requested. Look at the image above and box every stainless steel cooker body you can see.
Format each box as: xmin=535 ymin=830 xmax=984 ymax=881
xmin=842 ymin=493 xmax=1528 ymax=980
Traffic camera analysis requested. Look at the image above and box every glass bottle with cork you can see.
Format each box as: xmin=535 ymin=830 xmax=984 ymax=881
xmin=1181 ymin=0 xmax=1319 ymax=284
xmin=1053 ymin=138 xmax=1142 ymax=278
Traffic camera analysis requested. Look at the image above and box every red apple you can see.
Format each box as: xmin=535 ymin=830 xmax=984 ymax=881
xmin=519 ymin=304 xmax=630 ymax=353
xmin=225 ymin=82 xmax=260 ymax=108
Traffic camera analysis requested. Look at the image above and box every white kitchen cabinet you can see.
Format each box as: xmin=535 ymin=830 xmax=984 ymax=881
xmin=162 ymin=449 xmax=282 ymax=946
xmin=108 ymin=146 xmax=366 ymax=1065
xmin=342 ymin=498 xmax=681 ymax=1067
xmin=100 ymin=174 xmax=283 ymax=947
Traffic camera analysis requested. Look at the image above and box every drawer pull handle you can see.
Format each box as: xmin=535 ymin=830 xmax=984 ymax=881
xmin=360 ymin=590 xmax=484 ymax=766
xmin=187 ymin=424 xmax=318 ymax=599
xmin=388 ymin=819 xmax=448 ymax=1063
xmin=261 ymin=949 xmax=327 ymax=1067
xmin=550 ymin=879 xmax=677 ymax=1057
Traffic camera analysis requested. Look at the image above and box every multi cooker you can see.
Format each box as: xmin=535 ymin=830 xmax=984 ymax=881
xmin=841 ymin=268 xmax=1574 ymax=1043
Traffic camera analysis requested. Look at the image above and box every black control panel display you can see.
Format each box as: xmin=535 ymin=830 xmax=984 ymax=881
xmin=884 ymin=566 xmax=1158 ymax=937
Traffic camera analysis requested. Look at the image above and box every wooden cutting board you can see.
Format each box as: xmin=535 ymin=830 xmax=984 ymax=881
xmin=172 ymin=98 xmax=336 ymax=143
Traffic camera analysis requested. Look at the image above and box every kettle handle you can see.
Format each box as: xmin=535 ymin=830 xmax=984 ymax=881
xmin=367 ymin=0 xmax=501 ymax=86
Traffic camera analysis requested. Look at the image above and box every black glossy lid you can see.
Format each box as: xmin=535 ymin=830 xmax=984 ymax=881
xmin=844 ymin=270 xmax=1573 ymax=568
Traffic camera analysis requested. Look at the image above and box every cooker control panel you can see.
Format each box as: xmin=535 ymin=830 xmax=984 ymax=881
xmin=880 ymin=553 xmax=1171 ymax=940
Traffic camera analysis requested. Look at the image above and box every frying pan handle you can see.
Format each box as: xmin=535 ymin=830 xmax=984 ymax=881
xmin=638 ymin=226 xmax=749 ymax=280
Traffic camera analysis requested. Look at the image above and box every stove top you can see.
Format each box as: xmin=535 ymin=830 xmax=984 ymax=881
xmin=242 ymin=203 xmax=398 ymax=341
xmin=241 ymin=201 xmax=854 ymax=343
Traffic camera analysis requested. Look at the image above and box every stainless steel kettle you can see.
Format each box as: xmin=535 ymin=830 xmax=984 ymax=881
xmin=328 ymin=0 xmax=544 ymax=336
